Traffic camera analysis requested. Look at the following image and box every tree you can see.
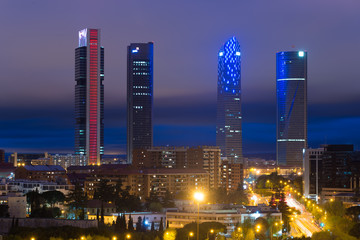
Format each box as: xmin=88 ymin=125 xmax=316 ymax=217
xmin=136 ymin=216 xmax=142 ymax=232
xmin=163 ymin=228 xmax=176 ymax=240
xmin=349 ymin=223 xmax=360 ymax=238
xmin=228 ymin=184 xmax=249 ymax=205
xmin=312 ymin=231 xmax=334 ymax=240
xmin=26 ymin=189 xmax=43 ymax=213
xmin=0 ymin=205 xmax=9 ymax=217
xmin=115 ymin=215 xmax=121 ymax=233
xmin=175 ymin=222 xmax=226 ymax=240
xmin=346 ymin=206 xmax=360 ymax=222
xmin=66 ymin=183 xmax=88 ymax=220
xmin=151 ymin=221 xmax=155 ymax=232
xmin=94 ymin=179 xmax=115 ymax=203
xmin=42 ymin=190 xmax=65 ymax=208
xmin=323 ymin=200 xmax=346 ymax=217
xmin=116 ymin=186 xmax=143 ymax=212
xmin=244 ymin=229 xmax=255 ymax=240
xmin=162 ymin=190 xmax=175 ymax=208
xmin=128 ymin=214 xmax=134 ymax=231
xmin=159 ymin=217 xmax=164 ymax=232
xmin=209 ymin=188 xmax=228 ymax=204
xmin=145 ymin=190 xmax=162 ymax=211
xmin=149 ymin=202 xmax=163 ymax=212
xmin=121 ymin=214 xmax=127 ymax=231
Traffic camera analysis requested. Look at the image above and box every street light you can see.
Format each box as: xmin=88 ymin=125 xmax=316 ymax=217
xmin=207 ymin=229 xmax=214 ymax=239
xmin=80 ymin=237 xmax=85 ymax=240
xmin=194 ymin=192 xmax=204 ymax=240
xmin=236 ymin=227 xmax=242 ymax=240
xmin=126 ymin=234 xmax=131 ymax=240
xmin=30 ymin=238 xmax=35 ymax=240
xmin=188 ymin=231 xmax=194 ymax=240
xmin=112 ymin=237 xmax=117 ymax=240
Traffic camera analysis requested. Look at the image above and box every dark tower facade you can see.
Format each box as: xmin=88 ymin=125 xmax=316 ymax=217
xmin=276 ymin=51 xmax=307 ymax=166
xmin=216 ymin=37 xmax=243 ymax=164
xmin=127 ymin=43 xmax=153 ymax=164
xmin=0 ymin=149 xmax=4 ymax=163
xmin=75 ymin=28 xmax=104 ymax=165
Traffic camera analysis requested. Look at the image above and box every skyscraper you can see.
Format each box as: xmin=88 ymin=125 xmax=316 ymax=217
xmin=75 ymin=28 xmax=104 ymax=165
xmin=127 ymin=43 xmax=153 ymax=163
xmin=216 ymin=37 xmax=243 ymax=164
xmin=276 ymin=51 xmax=307 ymax=166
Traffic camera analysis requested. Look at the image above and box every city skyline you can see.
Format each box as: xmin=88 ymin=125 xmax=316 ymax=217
xmin=0 ymin=1 xmax=359 ymax=155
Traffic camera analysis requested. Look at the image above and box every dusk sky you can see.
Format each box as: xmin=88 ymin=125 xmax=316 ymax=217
xmin=0 ymin=1 xmax=359 ymax=156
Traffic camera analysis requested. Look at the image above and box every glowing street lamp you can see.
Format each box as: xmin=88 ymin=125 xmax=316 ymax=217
xmin=194 ymin=192 xmax=204 ymax=240
xmin=194 ymin=192 xmax=204 ymax=202
xmin=207 ymin=229 xmax=214 ymax=239
xmin=126 ymin=234 xmax=131 ymax=240
xmin=112 ymin=237 xmax=117 ymax=240
xmin=188 ymin=232 xmax=194 ymax=240
xmin=80 ymin=237 xmax=85 ymax=240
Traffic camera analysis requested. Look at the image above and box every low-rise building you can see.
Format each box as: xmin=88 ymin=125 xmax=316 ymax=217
xmin=87 ymin=212 xmax=166 ymax=230
xmin=15 ymin=165 xmax=68 ymax=183
xmin=86 ymin=199 xmax=116 ymax=216
xmin=0 ymin=192 xmax=26 ymax=218
xmin=1 ymin=179 xmax=74 ymax=195
xmin=166 ymin=207 xmax=281 ymax=233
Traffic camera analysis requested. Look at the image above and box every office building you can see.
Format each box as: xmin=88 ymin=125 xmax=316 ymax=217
xmin=75 ymin=28 xmax=104 ymax=165
xmin=303 ymin=145 xmax=360 ymax=203
xmin=127 ymin=43 xmax=153 ymax=164
xmin=321 ymin=145 xmax=354 ymax=189
xmin=216 ymin=37 xmax=243 ymax=164
xmin=303 ymin=148 xmax=324 ymax=201
xmin=276 ymin=51 xmax=307 ymax=166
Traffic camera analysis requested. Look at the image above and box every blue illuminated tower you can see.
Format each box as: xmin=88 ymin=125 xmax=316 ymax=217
xmin=276 ymin=51 xmax=307 ymax=166
xmin=127 ymin=43 xmax=153 ymax=164
xmin=216 ymin=37 xmax=243 ymax=164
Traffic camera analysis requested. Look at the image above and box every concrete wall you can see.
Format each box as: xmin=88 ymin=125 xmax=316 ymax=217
xmin=0 ymin=218 xmax=98 ymax=234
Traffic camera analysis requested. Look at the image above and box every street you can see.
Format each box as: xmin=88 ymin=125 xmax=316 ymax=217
xmin=286 ymin=195 xmax=321 ymax=237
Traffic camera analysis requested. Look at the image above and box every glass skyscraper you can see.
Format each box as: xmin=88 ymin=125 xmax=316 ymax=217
xmin=127 ymin=43 xmax=153 ymax=164
xmin=276 ymin=51 xmax=307 ymax=166
xmin=75 ymin=28 xmax=104 ymax=165
xmin=216 ymin=37 xmax=243 ymax=164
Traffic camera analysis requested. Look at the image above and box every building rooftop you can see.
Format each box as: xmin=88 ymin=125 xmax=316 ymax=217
xmin=23 ymin=165 xmax=65 ymax=172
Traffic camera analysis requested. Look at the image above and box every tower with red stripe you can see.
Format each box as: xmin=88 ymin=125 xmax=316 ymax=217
xmin=75 ymin=28 xmax=104 ymax=165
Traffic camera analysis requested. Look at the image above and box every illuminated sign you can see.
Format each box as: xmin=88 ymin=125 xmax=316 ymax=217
xmin=132 ymin=47 xmax=139 ymax=53
xmin=79 ymin=29 xmax=87 ymax=47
